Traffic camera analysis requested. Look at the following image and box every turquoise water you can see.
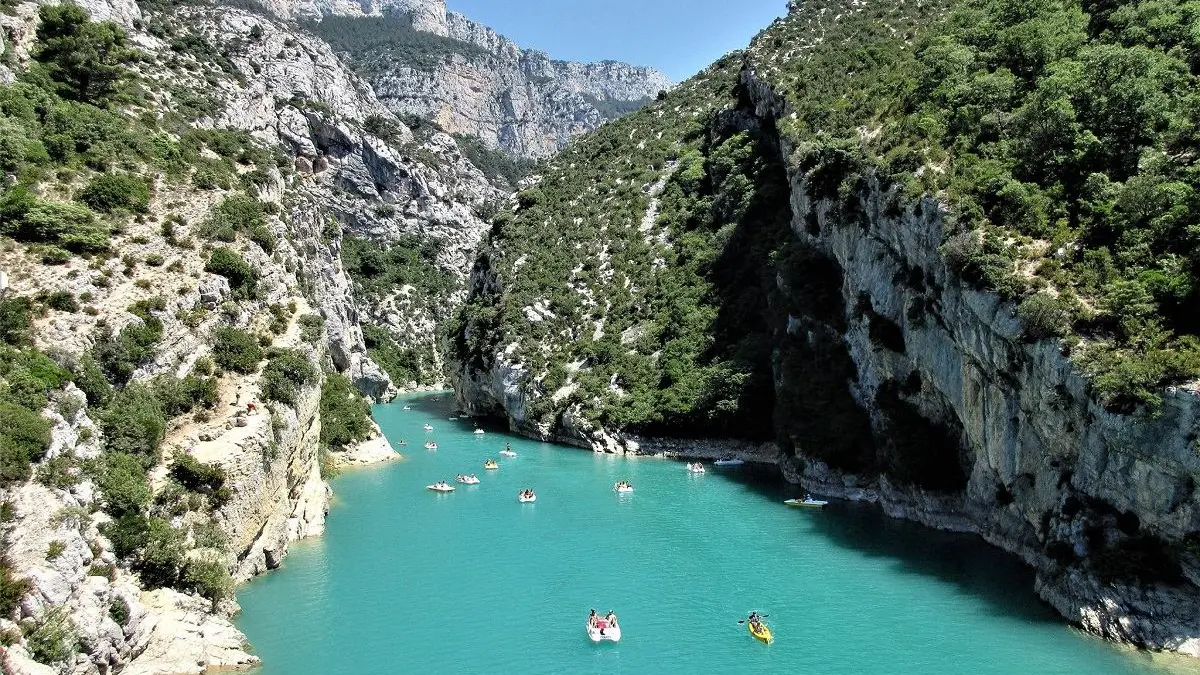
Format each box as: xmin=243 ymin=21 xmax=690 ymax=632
xmin=237 ymin=394 xmax=1189 ymax=675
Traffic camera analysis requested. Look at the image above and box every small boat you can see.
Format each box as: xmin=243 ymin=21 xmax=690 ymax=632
xmin=402 ymin=405 xmax=412 ymax=410
xmin=748 ymin=619 xmax=772 ymax=644
xmin=499 ymin=449 xmax=517 ymax=458
xmin=484 ymin=460 xmax=499 ymax=470
xmin=424 ymin=442 xmax=437 ymax=450
xmin=397 ymin=440 xmax=407 ymax=446
xmin=473 ymin=428 xmax=485 ymax=435
xmin=686 ymin=462 xmax=705 ymax=473
xmin=426 ymin=482 xmax=455 ymax=493
xmin=713 ymin=458 xmax=745 ymax=467
xmin=517 ymin=490 xmax=536 ymax=503
xmin=587 ymin=620 xmax=621 ymax=643
xmin=456 ymin=474 xmax=480 ymax=485
xmin=784 ymin=497 xmax=828 ymax=508
xmin=613 ymin=482 xmax=634 ymax=493
xmin=423 ymin=424 xmax=434 ymax=432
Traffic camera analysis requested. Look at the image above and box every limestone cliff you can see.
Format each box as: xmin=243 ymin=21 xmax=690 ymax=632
xmin=0 ymin=0 xmax=486 ymax=670
xmin=283 ymin=0 xmax=672 ymax=158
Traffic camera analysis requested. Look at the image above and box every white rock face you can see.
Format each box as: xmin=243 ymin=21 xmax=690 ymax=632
xmin=259 ymin=0 xmax=671 ymax=158
xmin=121 ymin=589 xmax=258 ymax=675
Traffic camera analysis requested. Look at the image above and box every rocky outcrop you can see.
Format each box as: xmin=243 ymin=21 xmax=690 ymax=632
xmin=278 ymin=0 xmax=671 ymax=158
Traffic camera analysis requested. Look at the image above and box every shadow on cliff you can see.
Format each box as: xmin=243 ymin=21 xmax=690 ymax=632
xmin=718 ymin=468 xmax=1061 ymax=624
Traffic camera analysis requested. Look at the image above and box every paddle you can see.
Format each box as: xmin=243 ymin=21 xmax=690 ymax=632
xmin=736 ymin=614 xmax=769 ymax=624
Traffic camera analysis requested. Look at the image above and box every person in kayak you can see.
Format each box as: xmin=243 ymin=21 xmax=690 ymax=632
xmin=748 ymin=612 xmax=763 ymax=632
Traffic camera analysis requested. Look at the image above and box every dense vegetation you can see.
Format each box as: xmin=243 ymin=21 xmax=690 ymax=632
xmin=318 ymin=372 xmax=372 ymax=451
xmin=451 ymin=59 xmax=778 ymax=436
xmin=452 ymin=133 xmax=536 ymax=190
xmin=301 ymin=15 xmax=489 ymax=73
xmin=751 ymin=0 xmax=1200 ymax=412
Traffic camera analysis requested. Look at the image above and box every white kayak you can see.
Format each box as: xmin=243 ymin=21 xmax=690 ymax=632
xmin=473 ymin=429 xmax=485 ymax=435
xmin=713 ymin=458 xmax=745 ymax=467
xmin=402 ymin=406 xmax=412 ymax=410
xmin=456 ymin=476 xmax=480 ymax=485
xmin=499 ymin=450 xmax=517 ymax=457
xmin=426 ymin=483 xmax=455 ymax=493
xmin=423 ymin=424 xmax=434 ymax=431
xmin=785 ymin=497 xmax=828 ymax=508
xmin=518 ymin=492 xmax=536 ymax=503
xmin=587 ymin=623 xmax=621 ymax=643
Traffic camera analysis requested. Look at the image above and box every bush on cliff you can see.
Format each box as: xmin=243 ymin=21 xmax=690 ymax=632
xmin=210 ymin=326 xmax=263 ymax=374
xmin=204 ymin=247 xmax=258 ymax=300
xmin=319 ymin=372 xmax=372 ymax=451
xmin=260 ymin=349 xmax=316 ymax=406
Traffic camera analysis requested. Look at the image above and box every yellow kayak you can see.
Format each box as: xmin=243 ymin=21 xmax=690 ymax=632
xmin=748 ymin=621 xmax=772 ymax=644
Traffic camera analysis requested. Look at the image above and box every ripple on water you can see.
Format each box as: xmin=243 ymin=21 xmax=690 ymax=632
xmin=236 ymin=393 xmax=1195 ymax=675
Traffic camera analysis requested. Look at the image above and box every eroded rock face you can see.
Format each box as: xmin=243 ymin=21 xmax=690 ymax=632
xmin=259 ymin=0 xmax=671 ymax=158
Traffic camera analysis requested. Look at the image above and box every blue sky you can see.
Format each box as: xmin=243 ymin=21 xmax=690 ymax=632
xmin=446 ymin=0 xmax=788 ymax=82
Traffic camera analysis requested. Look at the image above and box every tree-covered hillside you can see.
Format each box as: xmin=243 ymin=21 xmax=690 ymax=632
xmin=754 ymin=0 xmax=1200 ymax=412
xmin=454 ymin=0 xmax=1200 ymax=442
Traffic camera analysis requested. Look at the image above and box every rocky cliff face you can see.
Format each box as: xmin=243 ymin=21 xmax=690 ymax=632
xmin=0 ymin=0 xmax=497 ymax=670
xmin=283 ymin=0 xmax=672 ymax=158
xmin=742 ymin=65 xmax=1200 ymax=654
xmin=450 ymin=52 xmax=1200 ymax=660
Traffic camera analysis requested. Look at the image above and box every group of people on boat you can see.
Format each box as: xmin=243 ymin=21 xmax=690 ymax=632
xmin=588 ymin=609 xmax=619 ymax=635
xmin=455 ymin=474 xmax=479 ymax=483
xmin=430 ymin=481 xmax=452 ymax=490
xmin=484 ymin=459 xmax=499 ymax=469
xmin=518 ymin=488 xmax=535 ymax=499
xmin=685 ymin=462 xmax=704 ymax=473
xmin=613 ymin=481 xmax=633 ymax=491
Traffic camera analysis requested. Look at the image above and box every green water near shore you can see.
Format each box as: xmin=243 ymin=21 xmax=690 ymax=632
xmin=236 ymin=393 xmax=1192 ymax=674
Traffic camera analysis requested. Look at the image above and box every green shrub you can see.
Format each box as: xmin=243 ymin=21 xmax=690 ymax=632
xmin=319 ymin=372 xmax=372 ymax=451
xmin=298 ymin=314 xmax=325 ymax=343
xmin=152 ymin=375 xmax=218 ymax=417
xmin=204 ymin=247 xmax=257 ymax=300
xmin=45 ymin=290 xmax=79 ymax=312
xmin=95 ymin=451 xmax=150 ymax=516
xmin=260 ymin=349 xmax=316 ymax=405
xmin=0 ymin=297 xmax=33 ymax=346
xmin=36 ymin=455 xmax=78 ymax=490
xmin=1017 ymin=292 xmax=1074 ymax=341
xmin=23 ymin=607 xmax=76 ymax=664
xmin=0 ymin=553 xmax=31 ymax=617
xmin=74 ymin=354 xmax=113 ymax=406
xmin=210 ymin=326 xmax=262 ymax=373
xmin=90 ymin=321 xmax=161 ymax=387
xmin=77 ymin=173 xmax=150 ymax=213
xmin=108 ymin=597 xmax=129 ymax=626
xmin=133 ymin=517 xmax=184 ymax=589
xmin=197 ymin=194 xmax=268 ymax=245
xmin=101 ymin=512 xmax=148 ymax=558
xmin=0 ymin=189 xmax=110 ymax=252
xmin=32 ymin=3 xmax=136 ymax=104
xmin=181 ymin=557 xmax=233 ymax=607
xmin=100 ymin=385 xmax=165 ymax=465
xmin=169 ymin=452 xmax=230 ymax=507
xmin=0 ymin=402 xmax=52 ymax=485
xmin=46 ymin=540 xmax=66 ymax=560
